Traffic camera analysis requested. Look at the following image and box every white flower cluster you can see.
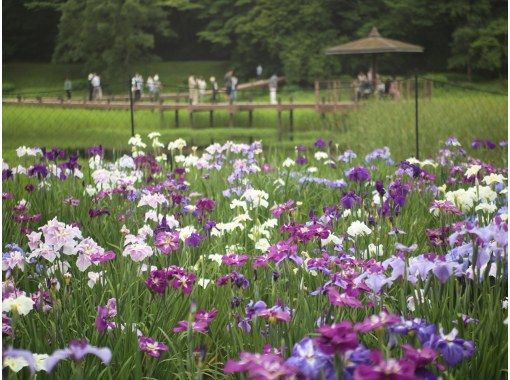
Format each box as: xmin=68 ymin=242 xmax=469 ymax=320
xmin=347 ymin=220 xmax=372 ymax=237
xmin=444 ymin=186 xmax=498 ymax=212
xmin=241 ymin=189 xmax=269 ymax=209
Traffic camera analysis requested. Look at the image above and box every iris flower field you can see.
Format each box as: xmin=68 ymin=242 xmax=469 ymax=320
xmin=2 ymin=134 xmax=507 ymax=379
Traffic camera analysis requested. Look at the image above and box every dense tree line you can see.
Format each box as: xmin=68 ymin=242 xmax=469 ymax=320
xmin=3 ymin=0 xmax=507 ymax=82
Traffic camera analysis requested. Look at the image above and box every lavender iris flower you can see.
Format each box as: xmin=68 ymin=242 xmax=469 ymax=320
xmin=45 ymin=339 xmax=112 ymax=372
xmin=285 ymin=337 xmax=335 ymax=380
xmin=3 ymin=347 xmax=37 ymax=374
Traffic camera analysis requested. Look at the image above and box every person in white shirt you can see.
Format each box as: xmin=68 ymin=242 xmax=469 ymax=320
xmin=269 ymin=74 xmax=278 ymax=105
xmin=210 ymin=76 xmax=218 ymax=103
xmin=153 ymin=74 xmax=162 ymax=102
xmin=198 ymin=77 xmax=207 ymax=103
xmin=147 ymin=76 xmax=155 ymax=101
xmin=188 ymin=75 xmax=198 ymax=105
xmin=230 ymin=73 xmax=238 ymax=103
xmin=88 ymin=73 xmax=94 ymax=101
xmin=91 ymin=74 xmax=102 ymax=100
xmin=256 ymin=64 xmax=263 ymax=79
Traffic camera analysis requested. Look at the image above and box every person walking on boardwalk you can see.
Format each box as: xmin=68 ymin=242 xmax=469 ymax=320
xmin=153 ymin=74 xmax=162 ymax=102
xmin=269 ymin=74 xmax=278 ymax=105
xmin=88 ymin=73 xmax=94 ymax=101
xmin=91 ymin=73 xmax=102 ymax=100
xmin=198 ymin=76 xmax=207 ymax=103
xmin=224 ymin=70 xmax=233 ymax=100
xmin=256 ymin=64 xmax=263 ymax=80
xmin=64 ymin=76 xmax=72 ymax=100
xmin=188 ymin=75 xmax=198 ymax=105
xmin=147 ymin=76 xmax=155 ymax=101
xmin=210 ymin=76 xmax=218 ymax=103
xmin=132 ymin=73 xmax=143 ymax=101
xmin=229 ymin=72 xmax=238 ymax=104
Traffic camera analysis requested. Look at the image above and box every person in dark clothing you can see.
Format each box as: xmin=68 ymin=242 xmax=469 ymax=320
xmin=88 ymin=73 xmax=94 ymax=101
xmin=64 ymin=77 xmax=72 ymax=100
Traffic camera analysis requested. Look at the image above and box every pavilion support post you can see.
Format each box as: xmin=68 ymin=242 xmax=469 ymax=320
xmin=372 ymin=54 xmax=378 ymax=88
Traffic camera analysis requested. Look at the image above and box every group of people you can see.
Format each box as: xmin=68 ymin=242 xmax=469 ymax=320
xmin=132 ymin=73 xmax=162 ymax=102
xmin=187 ymin=66 xmax=278 ymax=105
xmin=352 ymin=69 xmax=400 ymax=100
xmin=65 ymin=64 xmax=279 ymax=104
xmin=188 ymin=75 xmax=218 ymax=105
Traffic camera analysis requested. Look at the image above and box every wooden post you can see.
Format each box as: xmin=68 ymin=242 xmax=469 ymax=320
xmin=248 ymin=99 xmax=253 ymax=128
xmin=337 ymin=80 xmax=341 ymax=103
xmin=277 ymin=98 xmax=282 ymax=141
xmin=427 ymin=80 xmax=433 ymax=100
xmin=229 ymin=103 xmax=234 ymax=127
xmin=209 ymin=110 xmax=214 ymax=128
xmin=159 ymin=105 xmax=165 ymax=128
xmin=321 ymin=97 xmax=326 ymax=120
xmin=175 ymin=109 xmax=179 ymax=128
xmin=289 ymin=96 xmax=294 ymax=141
xmin=315 ymin=80 xmax=320 ymax=107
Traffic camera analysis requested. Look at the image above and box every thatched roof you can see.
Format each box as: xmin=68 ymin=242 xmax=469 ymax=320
xmin=325 ymin=27 xmax=424 ymax=55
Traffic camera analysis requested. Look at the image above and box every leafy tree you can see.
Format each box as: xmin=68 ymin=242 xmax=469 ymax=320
xmin=445 ymin=0 xmax=507 ymax=79
xmin=31 ymin=0 xmax=170 ymax=82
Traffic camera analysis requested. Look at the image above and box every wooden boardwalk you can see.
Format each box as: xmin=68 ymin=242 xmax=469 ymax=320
xmin=2 ymin=97 xmax=357 ymax=112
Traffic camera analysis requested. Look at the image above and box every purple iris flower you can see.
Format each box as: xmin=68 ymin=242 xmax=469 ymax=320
xmin=346 ymin=166 xmax=371 ymax=182
xmin=154 ymin=230 xmax=180 ymax=254
xmin=353 ymin=350 xmax=417 ymax=380
xmin=185 ymin=232 xmax=204 ymax=247
xmin=203 ymin=219 xmax=217 ymax=232
xmin=88 ymin=208 xmax=110 ymax=218
xmin=375 ymin=180 xmax=385 ymax=196
xmin=314 ymin=138 xmax=327 ymax=149
xmin=315 ymin=321 xmax=358 ymax=354
xmin=2 ymin=169 xmax=13 ymax=181
xmin=285 ymin=337 xmax=335 ymax=380
xmin=45 ymin=339 xmax=112 ymax=372
xmin=95 ymin=298 xmax=117 ymax=332
xmin=341 ymin=191 xmax=361 ymax=209
xmin=296 ymin=155 xmax=308 ymax=165
xmin=145 ymin=269 xmax=169 ymax=294
xmin=222 ymin=254 xmax=249 ymax=267
xmin=28 ymin=164 xmax=48 ymax=179
xmin=88 ymin=145 xmax=104 ymax=156
xmin=432 ymin=262 xmax=456 ymax=284
xmin=138 ymin=336 xmax=169 ymax=359
xmin=245 ymin=300 xmax=267 ymax=320
xmin=196 ymin=197 xmax=216 ymax=213
xmin=431 ymin=328 xmax=476 ymax=366
xmin=296 ymin=144 xmax=307 ymax=152
xmin=3 ymin=313 xmax=13 ymax=336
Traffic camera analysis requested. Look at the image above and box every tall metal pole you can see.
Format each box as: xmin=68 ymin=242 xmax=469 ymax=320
xmin=414 ymin=73 xmax=419 ymax=159
xmin=129 ymin=76 xmax=135 ymax=137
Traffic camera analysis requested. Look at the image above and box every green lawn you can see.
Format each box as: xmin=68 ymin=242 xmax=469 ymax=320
xmin=3 ymin=93 xmax=507 ymax=164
